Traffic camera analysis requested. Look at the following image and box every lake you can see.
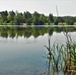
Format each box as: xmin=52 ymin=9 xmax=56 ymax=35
xmin=0 ymin=25 xmax=76 ymax=75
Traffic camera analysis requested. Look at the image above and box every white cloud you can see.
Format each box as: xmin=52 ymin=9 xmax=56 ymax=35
xmin=0 ymin=0 xmax=76 ymax=16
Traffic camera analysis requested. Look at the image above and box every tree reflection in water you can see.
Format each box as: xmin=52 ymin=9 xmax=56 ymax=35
xmin=0 ymin=26 xmax=76 ymax=39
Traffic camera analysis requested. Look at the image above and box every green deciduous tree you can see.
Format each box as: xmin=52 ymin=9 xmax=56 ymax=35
xmin=49 ymin=13 xmax=53 ymax=22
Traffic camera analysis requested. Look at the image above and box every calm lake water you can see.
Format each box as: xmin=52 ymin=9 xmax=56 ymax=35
xmin=0 ymin=25 xmax=76 ymax=75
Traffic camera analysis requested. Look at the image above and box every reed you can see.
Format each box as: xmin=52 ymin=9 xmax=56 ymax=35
xmin=45 ymin=27 xmax=76 ymax=75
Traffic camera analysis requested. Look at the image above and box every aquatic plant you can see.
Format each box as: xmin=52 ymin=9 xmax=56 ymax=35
xmin=45 ymin=27 xmax=76 ymax=75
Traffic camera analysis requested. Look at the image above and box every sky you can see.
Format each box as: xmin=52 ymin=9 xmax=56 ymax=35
xmin=0 ymin=0 xmax=76 ymax=16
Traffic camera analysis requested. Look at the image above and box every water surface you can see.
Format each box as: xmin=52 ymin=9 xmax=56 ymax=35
xmin=0 ymin=26 xmax=76 ymax=75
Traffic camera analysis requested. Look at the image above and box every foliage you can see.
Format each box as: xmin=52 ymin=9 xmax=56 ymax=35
xmin=0 ymin=10 xmax=76 ymax=25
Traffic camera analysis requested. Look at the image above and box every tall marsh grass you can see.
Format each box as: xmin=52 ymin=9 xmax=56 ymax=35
xmin=45 ymin=27 xmax=76 ymax=75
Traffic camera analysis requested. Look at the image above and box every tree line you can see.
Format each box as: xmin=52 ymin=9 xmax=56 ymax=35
xmin=0 ymin=10 xmax=76 ymax=25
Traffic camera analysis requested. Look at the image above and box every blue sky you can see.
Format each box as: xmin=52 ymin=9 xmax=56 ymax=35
xmin=0 ymin=0 xmax=76 ymax=16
